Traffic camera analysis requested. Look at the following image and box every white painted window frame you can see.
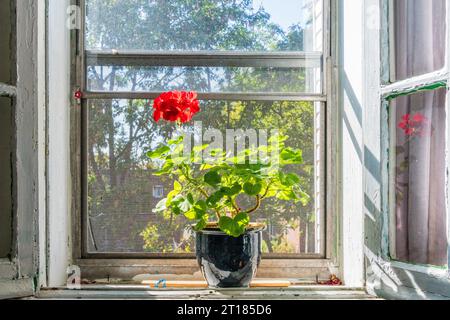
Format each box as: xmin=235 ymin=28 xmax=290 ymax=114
xmin=66 ymin=0 xmax=343 ymax=283
xmin=77 ymin=0 xmax=328 ymax=261
xmin=43 ymin=0 xmax=368 ymax=288
xmin=363 ymin=0 xmax=450 ymax=299
xmin=383 ymin=0 xmax=450 ymax=274
xmin=46 ymin=0 xmax=73 ymax=288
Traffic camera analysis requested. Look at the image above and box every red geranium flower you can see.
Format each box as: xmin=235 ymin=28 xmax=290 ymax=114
xmin=398 ymin=112 xmax=428 ymax=137
xmin=153 ymin=91 xmax=200 ymax=123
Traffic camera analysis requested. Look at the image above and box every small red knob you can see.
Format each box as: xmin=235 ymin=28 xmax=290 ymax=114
xmin=74 ymin=90 xmax=82 ymax=99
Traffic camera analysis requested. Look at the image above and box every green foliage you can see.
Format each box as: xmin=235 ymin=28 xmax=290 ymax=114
xmin=147 ymin=134 xmax=309 ymax=237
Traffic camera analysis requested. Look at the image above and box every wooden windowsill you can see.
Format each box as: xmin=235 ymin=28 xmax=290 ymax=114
xmin=33 ymin=285 xmax=376 ymax=300
xmin=76 ymin=258 xmax=336 ymax=282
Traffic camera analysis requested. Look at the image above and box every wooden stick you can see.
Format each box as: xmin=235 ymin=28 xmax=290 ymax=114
xmin=141 ymin=279 xmax=291 ymax=288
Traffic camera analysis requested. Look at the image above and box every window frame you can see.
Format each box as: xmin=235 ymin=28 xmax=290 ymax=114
xmin=71 ymin=0 xmax=338 ymax=280
xmin=0 ymin=0 xmax=43 ymax=298
xmin=382 ymin=0 xmax=450 ymax=273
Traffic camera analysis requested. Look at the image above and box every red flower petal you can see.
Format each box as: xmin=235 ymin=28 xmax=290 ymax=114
xmin=398 ymin=121 xmax=408 ymax=129
xmin=412 ymin=112 xmax=425 ymax=123
xmin=152 ymin=91 xmax=200 ymax=124
xmin=153 ymin=110 xmax=162 ymax=122
xmin=405 ymin=128 xmax=414 ymax=136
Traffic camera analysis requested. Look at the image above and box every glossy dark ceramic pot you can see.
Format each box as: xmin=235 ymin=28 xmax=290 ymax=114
xmin=195 ymin=227 xmax=263 ymax=288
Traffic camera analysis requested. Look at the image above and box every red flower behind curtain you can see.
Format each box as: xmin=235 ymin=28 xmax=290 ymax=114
xmin=153 ymin=91 xmax=200 ymax=123
xmin=398 ymin=112 xmax=428 ymax=137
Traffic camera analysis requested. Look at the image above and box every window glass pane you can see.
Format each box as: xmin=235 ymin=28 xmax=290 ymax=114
xmin=392 ymin=88 xmax=448 ymax=266
xmin=86 ymin=0 xmax=323 ymax=52
xmin=87 ymin=64 xmax=322 ymax=94
xmin=393 ymin=0 xmax=446 ymax=81
xmin=87 ymin=99 xmax=321 ymax=254
xmin=0 ymin=97 xmax=12 ymax=258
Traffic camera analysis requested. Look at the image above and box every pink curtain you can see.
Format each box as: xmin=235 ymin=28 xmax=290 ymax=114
xmin=394 ymin=88 xmax=447 ymax=266
xmin=394 ymin=0 xmax=446 ymax=81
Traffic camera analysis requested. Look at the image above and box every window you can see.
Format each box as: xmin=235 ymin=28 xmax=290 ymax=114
xmin=152 ymin=186 xmax=164 ymax=199
xmin=385 ymin=0 xmax=449 ymax=267
xmin=78 ymin=0 xmax=329 ymax=259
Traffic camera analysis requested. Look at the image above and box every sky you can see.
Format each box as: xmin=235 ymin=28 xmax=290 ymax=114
xmin=252 ymin=0 xmax=308 ymax=31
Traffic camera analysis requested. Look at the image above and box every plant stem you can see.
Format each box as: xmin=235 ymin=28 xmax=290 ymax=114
xmin=261 ymin=179 xmax=274 ymax=199
xmin=229 ymin=197 xmax=240 ymax=217
xmin=245 ymin=195 xmax=261 ymax=214
xmin=179 ymin=165 xmax=222 ymax=220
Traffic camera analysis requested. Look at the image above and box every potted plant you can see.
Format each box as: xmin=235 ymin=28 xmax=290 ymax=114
xmin=147 ymin=91 xmax=309 ymax=288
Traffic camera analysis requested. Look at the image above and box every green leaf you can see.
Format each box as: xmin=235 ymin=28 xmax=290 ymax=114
xmin=204 ymin=171 xmax=221 ymax=187
xmin=168 ymin=135 xmax=183 ymax=145
xmin=169 ymin=194 xmax=191 ymax=215
xmin=280 ymin=148 xmax=303 ymax=164
xmin=166 ymin=190 xmax=177 ymax=204
xmin=206 ymin=191 xmax=224 ymax=207
xmin=187 ymin=193 xmax=195 ymax=204
xmin=218 ymin=213 xmax=250 ymax=237
xmin=286 ymin=173 xmax=301 ymax=184
xmin=184 ymin=209 xmax=196 ymax=220
xmin=297 ymin=189 xmax=311 ymax=206
xmin=193 ymin=200 xmax=208 ymax=219
xmin=174 ymin=180 xmax=182 ymax=191
xmin=171 ymin=204 xmax=182 ymax=215
xmin=243 ymin=182 xmax=262 ymax=196
xmin=193 ymin=144 xmax=209 ymax=153
xmin=220 ymin=183 xmax=242 ymax=196
xmin=166 ymin=181 xmax=182 ymax=204
xmin=194 ymin=200 xmax=208 ymax=211
xmin=218 ymin=216 xmax=237 ymax=237
xmin=146 ymin=145 xmax=170 ymax=159
xmin=279 ymin=172 xmax=301 ymax=187
xmin=234 ymin=212 xmax=250 ymax=228
xmin=179 ymin=197 xmax=192 ymax=212
xmin=194 ymin=218 xmax=207 ymax=231
xmin=276 ymin=189 xmax=297 ymax=201
xmin=230 ymin=183 xmax=242 ymax=195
